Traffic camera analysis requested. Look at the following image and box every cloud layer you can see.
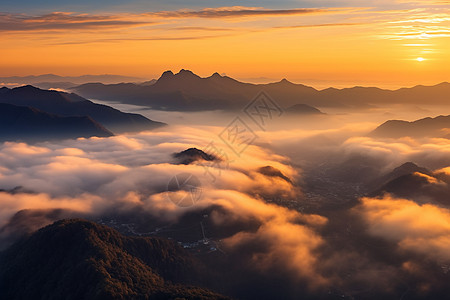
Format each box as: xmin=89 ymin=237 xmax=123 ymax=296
xmin=356 ymin=196 xmax=450 ymax=263
xmin=0 ymin=125 xmax=330 ymax=291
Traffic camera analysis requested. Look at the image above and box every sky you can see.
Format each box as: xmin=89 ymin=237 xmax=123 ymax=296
xmin=1 ymin=0 xmax=449 ymax=87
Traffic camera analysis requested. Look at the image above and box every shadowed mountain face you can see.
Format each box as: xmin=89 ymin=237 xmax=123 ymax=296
xmin=72 ymin=70 xmax=325 ymax=111
xmin=369 ymin=162 xmax=450 ymax=206
xmin=71 ymin=70 xmax=450 ymax=111
xmin=258 ymin=166 xmax=292 ymax=184
xmin=0 ymin=103 xmax=113 ymax=142
xmin=0 ymin=209 xmax=81 ymax=251
xmin=372 ymin=172 xmax=450 ymax=206
xmin=0 ymin=86 xmax=165 ymax=134
xmin=367 ymin=162 xmax=431 ymax=193
xmin=0 ymin=219 xmax=228 ymax=300
xmin=173 ymin=148 xmax=218 ymax=165
xmin=370 ymin=115 xmax=450 ymax=138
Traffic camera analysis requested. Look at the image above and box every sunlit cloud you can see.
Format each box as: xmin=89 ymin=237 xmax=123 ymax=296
xmin=146 ymin=6 xmax=328 ymax=19
xmin=273 ymin=22 xmax=364 ymax=29
xmin=0 ymin=7 xmax=345 ymax=34
xmin=0 ymin=12 xmax=154 ymax=32
xmin=356 ymin=196 xmax=450 ymax=263
xmin=379 ymin=10 xmax=450 ymax=40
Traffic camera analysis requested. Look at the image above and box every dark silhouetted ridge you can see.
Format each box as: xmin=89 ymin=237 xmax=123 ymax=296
xmin=0 ymin=86 xmax=165 ymax=134
xmin=0 ymin=103 xmax=113 ymax=142
xmin=368 ymin=162 xmax=432 ymax=196
xmin=258 ymin=166 xmax=292 ymax=184
xmin=158 ymin=70 xmax=175 ymax=82
xmin=173 ymin=148 xmax=219 ymax=165
xmin=370 ymin=115 xmax=450 ymax=138
xmin=0 ymin=219 xmax=228 ymax=300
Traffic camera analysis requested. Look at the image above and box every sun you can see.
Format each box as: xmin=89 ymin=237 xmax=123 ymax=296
xmin=416 ymin=57 xmax=425 ymax=62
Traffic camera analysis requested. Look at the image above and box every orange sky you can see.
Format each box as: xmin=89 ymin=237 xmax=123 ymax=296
xmin=1 ymin=4 xmax=449 ymax=87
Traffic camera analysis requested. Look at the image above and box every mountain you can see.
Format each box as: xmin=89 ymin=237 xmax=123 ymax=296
xmin=74 ymin=70 xmax=252 ymax=111
xmin=0 ymin=74 xmax=143 ymax=85
xmin=0 ymin=208 xmax=81 ymax=251
xmin=0 ymin=219 xmax=228 ymax=300
xmin=317 ymin=82 xmax=450 ymax=107
xmin=140 ymin=79 xmax=157 ymax=86
xmin=285 ymin=103 xmax=324 ymax=115
xmin=0 ymin=86 xmax=165 ymax=134
xmin=70 ymin=70 xmax=450 ymax=112
xmin=33 ymin=82 xmax=79 ymax=90
xmin=173 ymin=148 xmax=218 ymax=165
xmin=370 ymin=115 xmax=450 ymax=138
xmin=0 ymin=103 xmax=113 ymax=142
xmin=370 ymin=171 xmax=450 ymax=206
xmin=72 ymin=70 xmax=327 ymax=111
xmin=367 ymin=162 xmax=431 ymax=193
xmin=258 ymin=166 xmax=292 ymax=184
xmin=367 ymin=162 xmax=450 ymax=206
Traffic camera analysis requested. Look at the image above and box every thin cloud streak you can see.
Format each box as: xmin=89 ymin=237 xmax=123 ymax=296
xmin=274 ymin=22 xmax=365 ymax=29
xmin=47 ymin=34 xmax=237 ymax=45
xmin=147 ymin=6 xmax=327 ymax=19
xmin=0 ymin=7 xmax=356 ymax=34
xmin=0 ymin=12 xmax=154 ymax=32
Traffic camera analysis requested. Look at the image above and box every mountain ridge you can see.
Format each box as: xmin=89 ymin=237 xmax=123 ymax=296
xmin=0 ymin=103 xmax=113 ymax=142
xmin=0 ymin=219 xmax=228 ymax=300
xmin=370 ymin=115 xmax=450 ymax=138
xmin=0 ymin=85 xmax=166 ymax=134
xmin=70 ymin=70 xmax=450 ymax=112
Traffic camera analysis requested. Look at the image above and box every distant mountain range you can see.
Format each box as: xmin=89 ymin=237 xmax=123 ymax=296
xmin=0 ymin=219 xmax=227 ymax=299
xmin=0 ymin=74 xmax=143 ymax=85
xmin=0 ymin=86 xmax=165 ymax=141
xmin=66 ymin=70 xmax=450 ymax=112
xmin=371 ymin=115 xmax=450 ymax=138
xmin=0 ymin=103 xmax=113 ymax=142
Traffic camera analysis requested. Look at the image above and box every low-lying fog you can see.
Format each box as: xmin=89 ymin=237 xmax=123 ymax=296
xmin=2 ymin=97 xmax=450 ymax=299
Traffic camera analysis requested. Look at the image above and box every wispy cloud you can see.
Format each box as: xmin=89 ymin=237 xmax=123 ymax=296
xmin=169 ymin=26 xmax=235 ymax=32
xmin=0 ymin=6 xmax=342 ymax=33
xmin=0 ymin=12 xmax=153 ymax=32
xmin=147 ymin=6 xmax=327 ymax=19
xmin=396 ymin=0 xmax=450 ymax=5
xmin=48 ymin=34 xmax=235 ymax=45
xmin=0 ymin=7 xmax=352 ymax=34
xmin=274 ymin=22 xmax=365 ymax=30
xmin=381 ymin=15 xmax=450 ymax=39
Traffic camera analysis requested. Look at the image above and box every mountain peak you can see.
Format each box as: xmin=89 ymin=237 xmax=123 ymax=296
xmin=397 ymin=162 xmax=419 ymax=169
xmin=159 ymin=70 xmax=175 ymax=80
xmin=176 ymin=69 xmax=200 ymax=79
xmin=173 ymin=147 xmax=218 ymax=165
xmin=393 ymin=162 xmax=430 ymax=175
xmin=14 ymin=85 xmax=41 ymax=91
xmin=157 ymin=70 xmax=201 ymax=83
xmin=286 ymin=103 xmax=324 ymax=115
xmin=258 ymin=166 xmax=292 ymax=184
